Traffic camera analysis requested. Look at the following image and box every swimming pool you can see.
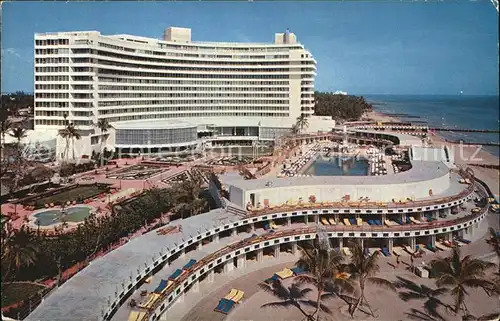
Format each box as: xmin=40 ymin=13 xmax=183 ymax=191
xmin=32 ymin=205 xmax=93 ymax=226
xmin=303 ymin=156 xmax=369 ymax=176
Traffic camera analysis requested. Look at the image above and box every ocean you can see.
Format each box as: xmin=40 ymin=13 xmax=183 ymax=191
xmin=364 ymin=95 xmax=500 ymax=157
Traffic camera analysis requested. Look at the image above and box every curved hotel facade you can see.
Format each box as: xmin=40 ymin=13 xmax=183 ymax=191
xmin=34 ymin=27 xmax=333 ymax=158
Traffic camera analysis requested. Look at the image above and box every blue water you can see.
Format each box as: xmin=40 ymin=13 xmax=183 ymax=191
xmin=365 ymin=95 xmax=500 ymax=156
xmin=304 ymin=156 xmax=369 ymax=176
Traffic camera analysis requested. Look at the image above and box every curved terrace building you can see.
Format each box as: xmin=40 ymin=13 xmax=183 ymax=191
xmin=34 ymin=27 xmax=332 ymax=159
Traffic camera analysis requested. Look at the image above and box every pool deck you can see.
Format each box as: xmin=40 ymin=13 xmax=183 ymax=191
xmin=221 ymin=160 xmax=452 ymax=190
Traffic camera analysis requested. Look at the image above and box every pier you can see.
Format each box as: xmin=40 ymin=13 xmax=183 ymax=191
xmin=445 ymin=140 xmax=500 ymax=147
xmin=429 ymin=128 xmax=500 ymax=134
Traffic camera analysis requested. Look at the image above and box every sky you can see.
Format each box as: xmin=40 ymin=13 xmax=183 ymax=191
xmin=1 ymin=1 xmax=499 ymax=96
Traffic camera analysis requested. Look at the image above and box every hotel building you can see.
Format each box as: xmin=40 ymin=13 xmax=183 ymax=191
xmin=34 ymin=27 xmax=334 ymax=159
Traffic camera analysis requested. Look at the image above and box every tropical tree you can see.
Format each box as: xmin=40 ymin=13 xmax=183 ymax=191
xmin=171 ymin=172 xmax=207 ymax=218
xmin=1 ymin=225 xmax=38 ymax=284
xmin=430 ymin=247 xmax=496 ymax=317
xmin=487 ymin=227 xmax=500 ymax=260
xmin=58 ymin=115 xmax=81 ymax=161
xmin=295 ymin=114 xmax=309 ymax=134
xmin=295 ymin=242 xmax=355 ymax=321
xmin=0 ymin=113 xmax=12 ymax=159
xmin=485 ymin=228 xmax=500 ymax=296
xmin=291 ymin=124 xmax=299 ymax=135
xmin=94 ymin=119 xmax=112 ymax=166
xmin=345 ymin=241 xmax=396 ymax=317
xmin=313 ymin=92 xmax=373 ymax=122
xmin=3 ymin=126 xmax=31 ymax=194
xmin=259 ymin=280 xmax=326 ymax=321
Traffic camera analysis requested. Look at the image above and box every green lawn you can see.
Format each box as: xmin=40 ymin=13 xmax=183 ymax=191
xmin=30 ymin=184 xmax=109 ymax=208
xmin=1 ymin=282 xmax=46 ymax=307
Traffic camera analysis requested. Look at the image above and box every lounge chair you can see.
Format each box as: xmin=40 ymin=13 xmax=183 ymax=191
xmin=457 ymin=237 xmax=471 ymax=244
xmin=356 ymin=218 xmax=362 ymax=226
xmin=128 ymin=310 xmax=147 ymax=321
xmin=393 ymin=247 xmax=404 ymax=256
xmin=368 ymin=220 xmax=375 ymax=226
xmin=425 ymin=244 xmax=437 ymax=253
xmin=224 ymin=289 xmax=238 ymax=300
xmin=404 ymin=245 xmax=414 ymax=254
xmin=375 ymin=220 xmax=382 ymax=226
xmin=384 ymin=220 xmax=392 ymax=227
xmin=231 ymin=290 xmax=245 ymax=303
xmin=335 ymin=272 xmax=351 ymax=279
xmin=328 ymin=217 xmax=337 ymax=225
xmin=363 ymin=247 xmax=370 ymax=257
xmin=409 ymin=217 xmax=421 ymax=224
xmin=291 ymin=266 xmax=306 ymax=275
xmin=343 ymin=218 xmax=351 ymax=226
xmin=435 ymin=243 xmax=448 ymax=251
xmin=138 ymin=293 xmax=160 ymax=309
xmin=183 ymin=259 xmax=197 ymax=270
xmin=349 ymin=218 xmax=356 ymax=225
xmin=153 ymin=279 xmax=172 ymax=294
xmin=168 ymin=269 xmax=183 ymax=281
xmin=276 ymin=268 xmax=294 ymax=279
xmin=342 ymin=247 xmax=352 ymax=256
xmin=381 ymin=247 xmax=391 ymax=257
xmin=270 ymin=222 xmax=278 ymax=229
xmin=443 ymin=240 xmax=454 ymax=248
xmin=264 ymin=274 xmax=280 ymax=284
xmin=396 ymin=218 xmax=404 ymax=225
xmin=321 ymin=217 xmax=329 ymax=225
xmin=214 ymin=298 xmax=235 ymax=314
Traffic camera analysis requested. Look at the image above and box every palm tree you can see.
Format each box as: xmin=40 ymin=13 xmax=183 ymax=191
xmin=58 ymin=115 xmax=81 ymax=161
xmin=295 ymin=242 xmax=354 ymax=320
xmin=0 ymin=116 xmax=12 ymax=159
xmin=1 ymin=225 xmax=38 ymax=284
xmin=487 ymin=227 xmax=500 ymax=260
xmin=172 ymin=172 xmax=207 ymax=218
xmin=345 ymin=241 xmax=396 ymax=317
xmin=430 ymin=247 xmax=496 ymax=317
xmin=295 ymin=114 xmax=309 ymax=134
xmin=94 ymin=119 xmax=112 ymax=167
xmin=259 ymin=280 xmax=318 ymax=321
xmin=9 ymin=126 xmax=27 ymax=146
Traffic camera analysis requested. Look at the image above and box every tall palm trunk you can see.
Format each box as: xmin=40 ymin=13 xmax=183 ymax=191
xmin=64 ymin=137 xmax=70 ymax=161
xmin=99 ymin=136 xmax=104 ymax=167
xmin=350 ymin=279 xmax=376 ymax=317
xmin=314 ymin=284 xmax=322 ymax=320
xmin=72 ymin=137 xmax=76 ymax=160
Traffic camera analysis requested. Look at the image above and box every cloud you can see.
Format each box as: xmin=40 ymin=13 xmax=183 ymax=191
xmin=2 ymin=47 xmax=22 ymax=58
xmin=1 ymin=47 xmax=33 ymax=63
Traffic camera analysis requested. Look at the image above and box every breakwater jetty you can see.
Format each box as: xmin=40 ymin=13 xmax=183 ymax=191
xmin=429 ymin=128 xmax=500 ymax=134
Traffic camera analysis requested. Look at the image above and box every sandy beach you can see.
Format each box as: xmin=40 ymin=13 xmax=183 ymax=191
xmin=365 ymin=110 xmax=500 ymax=195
